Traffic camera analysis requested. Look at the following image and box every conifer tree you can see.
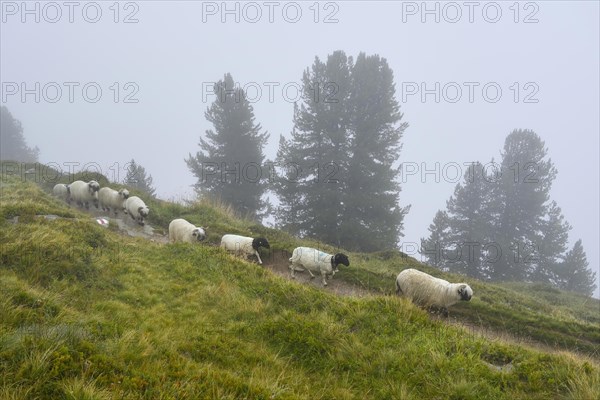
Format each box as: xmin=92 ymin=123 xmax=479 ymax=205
xmin=555 ymin=239 xmax=596 ymax=296
xmin=274 ymin=51 xmax=352 ymax=243
xmin=274 ymin=51 xmax=409 ymax=251
xmin=124 ymin=159 xmax=156 ymax=198
xmin=422 ymin=130 xmax=596 ymax=295
xmin=186 ymin=73 xmax=269 ymax=219
xmin=340 ymin=53 xmax=409 ymax=251
xmin=0 ymin=106 xmax=39 ymax=162
xmin=490 ymin=129 xmax=557 ymax=281
xmin=443 ymin=162 xmax=494 ymax=279
xmin=421 ymin=210 xmax=451 ymax=268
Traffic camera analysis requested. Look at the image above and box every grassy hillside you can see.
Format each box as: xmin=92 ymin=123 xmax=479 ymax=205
xmin=1 ymin=171 xmax=599 ymax=399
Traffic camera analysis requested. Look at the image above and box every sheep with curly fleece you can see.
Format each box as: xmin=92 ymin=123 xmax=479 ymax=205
xmin=289 ymin=247 xmax=350 ymax=286
xmin=68 ymin=180 xmax=100 ymax=209
xmin=169 ymin=218 xmax=206 ymax=243
xmin=395 ymin=268 xmax=473 ymax=314
xmin=98 ymin=187 xmax=129 ymax=216
xmin=220 ymin=234 xmax=270 ymax=264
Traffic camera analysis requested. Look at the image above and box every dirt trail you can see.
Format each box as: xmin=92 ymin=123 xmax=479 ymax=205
xmin=262 ymin=249 xmax=372 ymax=298
xmin=82 ymin=210 xmax=372 ymax=297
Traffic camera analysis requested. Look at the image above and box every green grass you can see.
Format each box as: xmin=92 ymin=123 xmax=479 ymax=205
xmin=1 ymin=168 xmax=599 ymax=399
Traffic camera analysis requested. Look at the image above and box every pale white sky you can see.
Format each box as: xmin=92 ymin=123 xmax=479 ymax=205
xmin=2 ymin=1 xmax=598 ymax=296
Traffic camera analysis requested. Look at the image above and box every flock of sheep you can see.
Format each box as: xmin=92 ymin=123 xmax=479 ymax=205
xmin=53 ymin=180 xmax=149 ymax=225
xmin=52 ymin=179 xmax=473 ymax=310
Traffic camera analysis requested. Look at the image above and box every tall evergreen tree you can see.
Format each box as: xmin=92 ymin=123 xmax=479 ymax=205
xmin=533 ymin=201 xmax=571 ymax=282
xmin=421 ymin=163 xmax=495 ymax=279
xmin=274 ymin=51 xmax=409 ymax=251
xmin=124 ymin=159 xmax=156 ymax=197
xmin=0 ymin=106 xmax=39 ymax=162
xmin=340 ymin=53 xmax=409 ymax=251
xmin=422 ymin=130 xmax=593 ymax=294
xmin=555 ymin=239 xmax=596 ymax=296
xmin=489 ymin=129 xmax=557 ymax=281
xmin=186 ymin=73 xmax=269 ymax=219
xmin=274 ymin=51 xmax=352 ymax=243
xmin=443 ymin=162 xmax=494 ymax=279
xmin=421 ymin=210 xmax=451 ymax=268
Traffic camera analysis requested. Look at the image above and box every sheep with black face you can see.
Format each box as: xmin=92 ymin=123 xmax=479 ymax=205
xmin=220 ymin=234 xmax=270 ymax=264
xmin=289 ymin=247 xmax=350 ymax=286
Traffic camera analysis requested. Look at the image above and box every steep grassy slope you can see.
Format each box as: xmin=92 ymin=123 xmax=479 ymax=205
xmin=1 ymin=173 xmax=599 ymax=399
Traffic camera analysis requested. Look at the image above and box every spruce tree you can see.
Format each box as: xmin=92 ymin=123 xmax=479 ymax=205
xmin=274 ymin=51 xmax=352 ymax=243
xmin=186 ymin=73 xmax=269 ymax=219
xmin=421 ymin=210 xmax=451 ymax=268
xmin=274 ymin=51 xmax=409 ymax=251
xmin=423 ymin=129 xmax=587 ymax=291
xmin=340 ymin=53 xmax=409 ymax=251
xmin=443 ymin=162 xmax=494 ymax=279
xmin=533 ymin=201 xmax=571 ymax=282
xmin=555 ymin=240 xmax=596 ymax=296
xmin=0 ymin=106 xmax=39 ymax=162
xmin=490 ymin=129 xmax=557 ymax=281
xmin=124 ymin=159 xmax=156 ymax=197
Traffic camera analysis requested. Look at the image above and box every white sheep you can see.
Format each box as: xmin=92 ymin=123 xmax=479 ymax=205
xmin=52 ymin=183 xmax=70 ymax=203
xmin=169 ymin=218 xmax=206 ymax=243
xmin=124 ymin=196 xmax=150 ymax=226
xmin=289 ymin=247 xmax=350 ymax=286
xmin=395 ymin=268 xmax=473 ymax=313
xmin=68 ymin=180 xmax=100 ymax=209
xmin=98 ymin=187 xmax=129 ymax=216
xmin=220 ymin=234 xmax=270 ymax=264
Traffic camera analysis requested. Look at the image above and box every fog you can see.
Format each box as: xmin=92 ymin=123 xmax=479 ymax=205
xmin=1 ymin=1 xmax=598 ymax=297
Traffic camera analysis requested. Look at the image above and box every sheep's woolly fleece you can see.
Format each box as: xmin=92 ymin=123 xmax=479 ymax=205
xmin=395 ymin=268 xmax=473 ymax=308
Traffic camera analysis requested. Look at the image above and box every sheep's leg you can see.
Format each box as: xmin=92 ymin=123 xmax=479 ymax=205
xmin=321 ymin=270 xmax=328 ymax=286
xmin=255 ymin=250 xmax=263 ymax=265
xmin=290 ymin=264 xmax=304 ymax=278
xmin=307 ymin=269 xmax=316 ymax=279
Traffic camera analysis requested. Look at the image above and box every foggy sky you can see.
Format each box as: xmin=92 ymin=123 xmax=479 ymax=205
xmin=1 ymin=1 xmax=598 ymax=297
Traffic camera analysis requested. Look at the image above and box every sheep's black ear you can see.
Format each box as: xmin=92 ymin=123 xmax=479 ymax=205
xmin=138 ymin=206 xmax=143 ymax=213
xmin=192 ymin=231 xmax=198 ymax=236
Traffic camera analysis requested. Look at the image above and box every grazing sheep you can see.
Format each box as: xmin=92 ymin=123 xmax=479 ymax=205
xmin=68 ymin=180 xmax=100 ymax=209
xmin=169 ymin=218 xmax=206 ymax=243
xmin=395 ymin=268 xmax=473 ymax=313
xmin=52 ymin=183 xmax=70 ymax=203
xmin=124 ymin=196 xmax=150 ymax=226
xmin=220 ymin=234 xmax=270 ymax=264
xmin=98 ymin=187 xmax=129 ymax=215
xmin=289 ymin=247 xmax=350 ymax=286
